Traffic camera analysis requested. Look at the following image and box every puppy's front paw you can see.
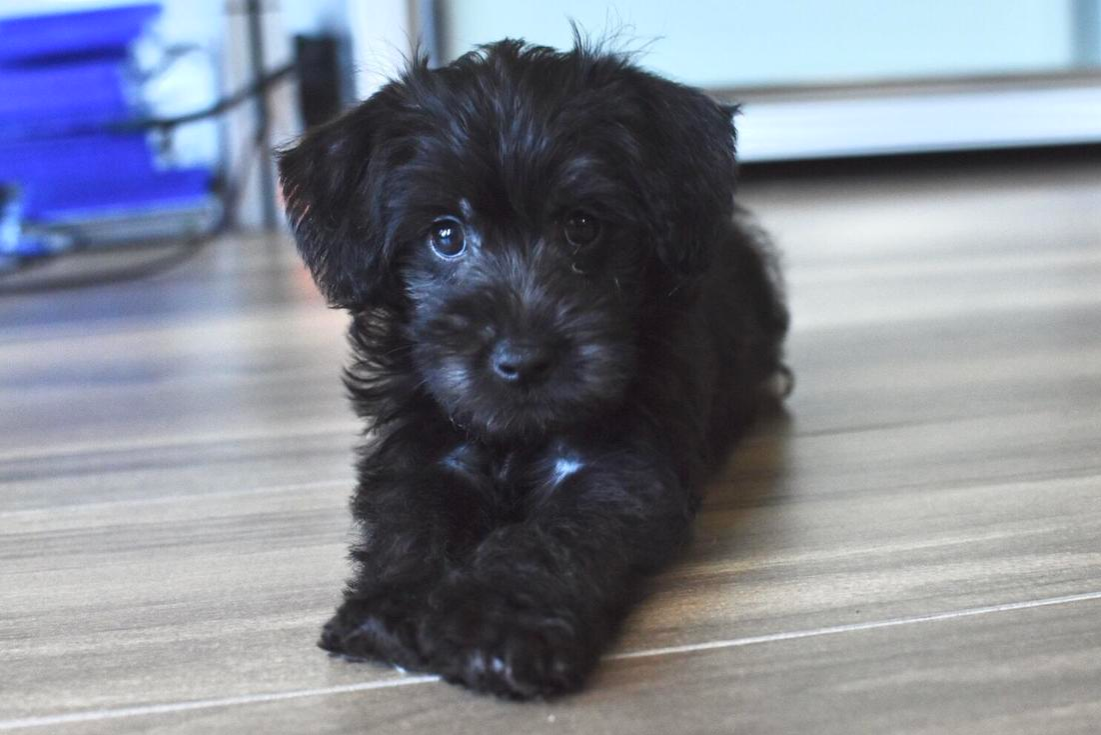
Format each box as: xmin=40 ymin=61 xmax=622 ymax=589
xmin=319 ymin=591 xmax=427 ymax=671
xmin=418 ymin=581 xmax=593 ymax=699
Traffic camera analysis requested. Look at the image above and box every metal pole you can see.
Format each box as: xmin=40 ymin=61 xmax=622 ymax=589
xmin=246 ymin=0 xmax=278 ymax=230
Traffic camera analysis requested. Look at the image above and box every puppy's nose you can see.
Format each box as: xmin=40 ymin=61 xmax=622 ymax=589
xmin=490 ymin=339 xmax=554 ymax=386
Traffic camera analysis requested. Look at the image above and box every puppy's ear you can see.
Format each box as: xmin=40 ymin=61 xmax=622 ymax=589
xmin=277 ymin=95 xmax=397 ymax=309
xmin=632 ymin=76 xmax=738 ymax=279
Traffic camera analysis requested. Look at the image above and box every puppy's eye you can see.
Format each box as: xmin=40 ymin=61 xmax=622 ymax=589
xmin=563 ymin=211 xmax=600 ymax=247
xmin=429 ymin=218 xmax=466 ymax=258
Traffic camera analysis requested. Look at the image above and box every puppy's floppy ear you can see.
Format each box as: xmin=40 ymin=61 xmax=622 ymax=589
xmin=631 ymin=75 xmax=738 ymax=279
xmin=277 ymin=95 xmax=396 ymax=309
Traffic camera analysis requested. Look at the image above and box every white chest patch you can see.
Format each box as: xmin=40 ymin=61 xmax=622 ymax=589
xmin=551 ymin=456 xmax=584 ymax=486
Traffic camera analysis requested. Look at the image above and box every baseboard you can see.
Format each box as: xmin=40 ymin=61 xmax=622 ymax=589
xmin=733 ymin=82 xmax=1101 ymax=162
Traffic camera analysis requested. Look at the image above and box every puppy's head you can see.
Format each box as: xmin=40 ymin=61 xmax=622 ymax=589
xmin=278 ymin=40 xmax=737 ymax=437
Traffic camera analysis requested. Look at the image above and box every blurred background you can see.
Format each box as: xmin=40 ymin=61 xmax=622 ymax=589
xmin=0 ymin=0 xmax=1099 ymax=279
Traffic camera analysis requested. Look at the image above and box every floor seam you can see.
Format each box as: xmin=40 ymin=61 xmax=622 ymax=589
xmin=3 ymin=589 xmax=1099 ymax=730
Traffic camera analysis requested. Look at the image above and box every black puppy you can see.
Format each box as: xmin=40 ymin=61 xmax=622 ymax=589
xmin=278 ymin=39 xmax=789 ymax=699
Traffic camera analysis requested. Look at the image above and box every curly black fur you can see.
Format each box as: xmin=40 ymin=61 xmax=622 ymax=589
xmin=277 ymin=38 xmax=790 ymax=699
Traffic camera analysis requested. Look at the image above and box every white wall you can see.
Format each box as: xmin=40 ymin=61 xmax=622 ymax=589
xmin=442 ymin=0 xmax=1081 ymax=87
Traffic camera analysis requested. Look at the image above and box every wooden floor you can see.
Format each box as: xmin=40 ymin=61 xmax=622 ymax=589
xmin=2 ymin=160 xmax=1100 ymax=734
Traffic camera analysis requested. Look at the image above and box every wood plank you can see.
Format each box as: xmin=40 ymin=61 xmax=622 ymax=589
xmin=23 ymin=597 xmax=1101 ymax=734
xmin=2 ymin=416 xmax=1097 ymax=720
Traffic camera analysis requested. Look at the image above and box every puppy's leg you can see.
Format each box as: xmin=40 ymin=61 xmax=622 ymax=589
xmin=417 ymin=442 xmax=692 ymax=698
xmin=320 ymin=428 xmax=494 ymax=670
